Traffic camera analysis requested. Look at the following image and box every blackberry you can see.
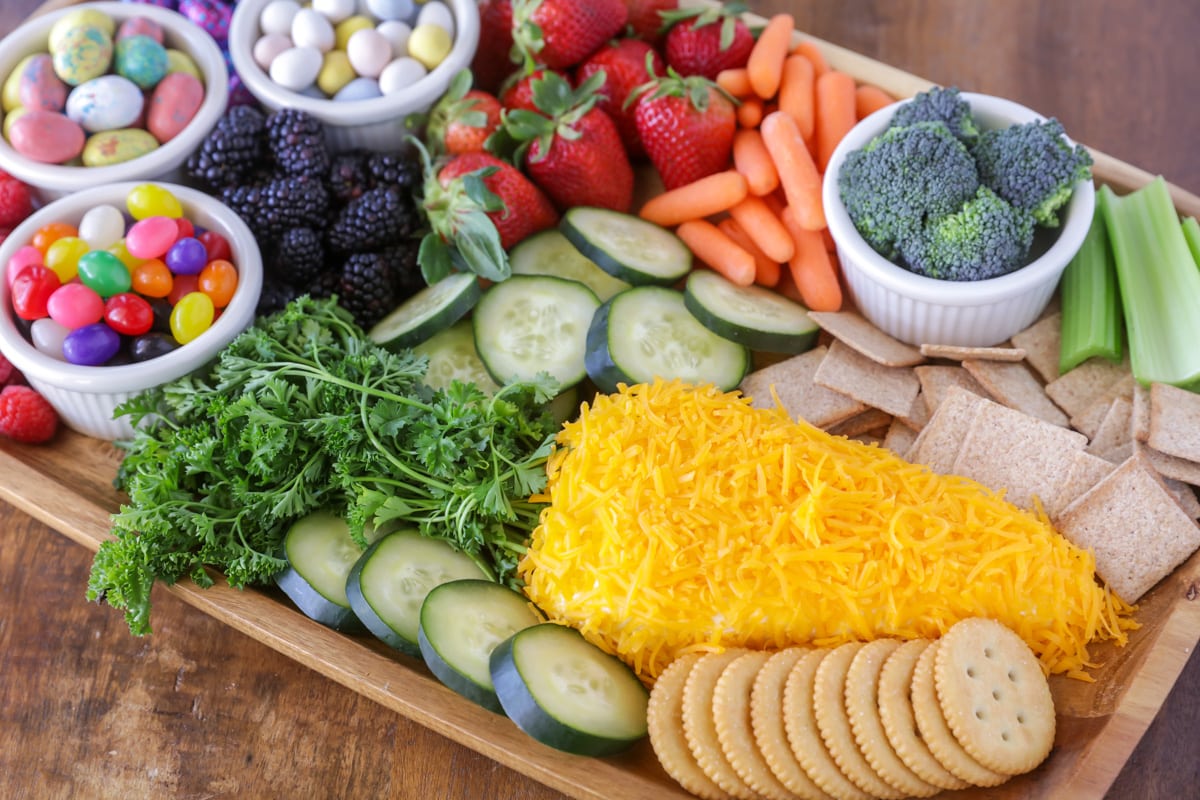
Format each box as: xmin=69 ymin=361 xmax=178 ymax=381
xmin=338 ymin=251 xmax=397 ymax=328
xmin=377 ymin=241 xmax=424 ymax=302
xmin=326 ymin=185 xmax=418 ymax=253
xmin=365 ymin=149 xmax=421 ymax=190
xmin=266 ymin=108 xmax=331 ymax=180
xmin=221 ymin=175 xmax=330 ymax=243
xmin=327 ymin=150 xmax=370 ymax=206
xmin=185 ymin=105 xmax=266 ymax=189
xmin=273 ymin=227 xmax=326 ymax=286
xmin=257 ymin=280 xmax=301 ymax=317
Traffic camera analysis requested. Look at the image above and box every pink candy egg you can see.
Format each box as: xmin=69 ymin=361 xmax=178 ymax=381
xmin=125 ymin=215 xmax=179 ymax=259
xmin=146 ymin=72 xmax=204 ymax=142
xmin=116 ymin=17 xmax=165 ymax=44
xmin=47 ymin=281 xmax=105 ymax=329
xmin=7 ymin=110 xmax=86 ymax=164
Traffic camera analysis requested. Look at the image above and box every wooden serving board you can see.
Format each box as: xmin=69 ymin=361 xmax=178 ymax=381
xmin=10 ymin=2 xmax=1200 ymax=797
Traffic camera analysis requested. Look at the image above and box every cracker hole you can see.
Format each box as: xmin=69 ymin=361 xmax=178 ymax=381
xmin=966 ymin=666 xmax=977 ymax=678
xmin=1008 ymin=669 xmax=1018 ymax=682
xmin=1017 ymin=713 xmax=1026 ymax=725
xmin=992 ymin=689 xmax=1002 ymax=701
xmin=975 ymin=708 xmax=986 ymax=721
xmin=984 ymin=647 xmax=995 ymax=659
xmin=1001 ymin=731 xmax=1011 ymax=742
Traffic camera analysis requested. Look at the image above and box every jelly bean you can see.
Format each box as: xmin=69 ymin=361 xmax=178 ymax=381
xmin=31 ymin=222 xmax=78 ymax=254
xmin=198 ymin=230 xmax=232 ymax=262
xmin=77 ymin=249 xmax=133 ymax=296
xmin=131 ymin=331 xmax=179 ymax=362
xmin=8 ymin=110 xmax=86 ymax=164
xmin=78 ymin=204 xmax=127 ymax=250
xmin=6 ymin=245 xmax=44 ymax=288
xmin=83 ymin=128 xmax=160 ymax=167
xmin=127 ymin=183 xmax=183 ymax=220
xmin=130 ymin=258 xmax=173 ymax=297
xmin=62 ymin=321 xmax=121 ymax=365
xmin=198 ymin=258 xmax=238 ymax=307
xmin=125 ymin=215 xmax=179 ymax=259
xmin=44 ymin=236 xmax=90 ymax=283
xmin=109 ymin=239 xmax=144 ymax=270
xmin=30 ymin=317 xmax=70 ymax=359
xmin=167 ymin=272 xmax=199 ymax=306
xmin=47 ymin=282 xmax=105 ymax=329
xmin=148 ymin=297 xmax=174 ymax=333
xmin=10 ymin=264 xmax=61 ymax=320
xmin=170 ymin=291 xmax=214 ymax=344
xmin=104 ymin=292 xmax=154 ymax=336
xmin=175 ymin=217 xmax=195 ymax=240
xmin=166 ymin=236 xmax=208 ymax=275
xmin=147 ymin=72 xmax=204 ymax=143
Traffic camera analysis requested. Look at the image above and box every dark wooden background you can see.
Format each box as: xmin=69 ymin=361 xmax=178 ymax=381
xmin=1 ymin=1 xmax=1197 ymax=798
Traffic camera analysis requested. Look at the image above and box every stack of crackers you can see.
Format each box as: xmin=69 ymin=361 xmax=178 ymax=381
xmin=739 ymin=308 xmax=1200 ymax=605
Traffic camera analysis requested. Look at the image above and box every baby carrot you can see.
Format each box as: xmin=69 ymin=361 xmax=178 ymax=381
xmin=728 ymin=195 xmax=795 ymax=263
xmin=815 ymin=70 xmax=858 ymax=172
xmin=737 ymin=96 xmax=764 ymax=128
xmin=747 ymin=14 xmax=795 ymax=100
xmin=638 ymin=170 xmax=749 ymax=227
xmin=759 ymin=110 xmax=825 ymax=231
xmin=716 ymin=67 xmax=753 ymax=98
xmin=718 ymin=218 xmax=782 ymax=287
xmin=677 ymin=219 xmax=757 ymax=287
xmin=732 ymin=129 xmax=780 ymax=196
xmin=855 ymin=84 xmax=896 ymax=119
xmin=777 ymin=54 xmax=815 ymax=140
xmin=782 ymin=205 xmax=842 ymax=311
xmin=790 ymin=39 xmax=829 ymax=77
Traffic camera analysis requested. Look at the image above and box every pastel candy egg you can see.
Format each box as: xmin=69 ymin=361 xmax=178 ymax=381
xmin=78 ymin=204 xmax=127 ymax=250
xmin=47 ymin=282 xmax=105 ymax=329
xmin=378 ymin=57 xmax=426 ymax=95
xmin=116 ymin=35 xmax=169 ymax=90
xmin=62 ymin=321 xmax=121 ymax=365
xmin=178 ymin=0 xmax=233 ymax=42
xmin=116 ymin=16 xmax=165 ymax=44
xmin=269 ymin=46 xmax=322 ymax=91
xmin=52 ymin=25 xmax=114 ymax=87
xmin=126 ymin=215 xmax=179 ymax=259
xmin=333 ymin=76 xmax=381 ymax=102
xmin=365 ymin=0 xmax=416 ymax=23
xmin=65 ymin=75 xmax=144 ymax=133
xmin=334 ymin=15 xmax=374 ymax=50
xmin=146 ymin=72 xmax=204 ymax=142
xmin=317 ymin=50 xmax=356 ymax=96
xmin=259 ymin=0 xmax=301 ymax=36
xmin=8 ymin=110 xmax=85 ymax=164
xmin=2 ymin=108 xmax=29 ymax=142
xmin=3 ymin=55 xmax=36 ymax=112
xmin=18 ymin=54 xmax=68 ymax=113
xmin=127 ymin=183 xmax=182 ymax=219
xmin=407 ymin=23 xmax=452 ymax=70
xmin=77 ymin=249 xmax=133 ymax=296
xmin=375 ymin=20 xmax=412 ymax=59
xmin=48 ymin=9 xmax=115 ymax=53
xmin=82 ymin=128 xmax=159 ymax=166
xmin=30 ymin=317 xmax=70 ymax=359
xmin=165 ymin=48 xmax=202 ymax=79
xmin=313 ymin=0 xmax=357 ymax=25
xmin=252 ymin=32 xmax=292 ymax=70
xmin=292 ymin=8 xmax=336 ymax=53
xmin=415 ymin=2 xmax=455 ymax=39
xmin=347 ymin=28 xmax=391 ymax=79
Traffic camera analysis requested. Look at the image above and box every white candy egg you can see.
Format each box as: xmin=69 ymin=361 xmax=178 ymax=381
xmin=259 ymin=0 xmax=301 ymax=36
xmin=333 ymin=76 xmax=382 ymax=101
xmin=252 ymin=32 xmax=293 ymax=70
xmin=346 ymin=28 xmax=392 ymax=79
xmin=378 ymin=56 xmax=426 ymax=95
xmin=415 ymin=1 xmax=455 ymax=39
xmin=312 ymin=0 xmax=357 ymax=24
xmin=375 ymin=20 xmax=412 ymax=59
xmin=77 ymin=204 xmax=127 ymax=251
xmin=291 ymin=8 xmax=336 ymax=53
xmin=269 ymin=45 xmax=323 ymax=91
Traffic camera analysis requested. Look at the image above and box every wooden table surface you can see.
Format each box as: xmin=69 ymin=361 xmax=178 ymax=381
xmin=1 ymin=1 xmax=1198 ymax=798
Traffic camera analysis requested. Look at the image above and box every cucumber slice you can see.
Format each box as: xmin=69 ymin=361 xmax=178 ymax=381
xmin=489 ymin=623 xmax=649 ymax=756
xmin=274 ymin=511 xmax=365 ymax=632
xmin=367 ymin=272 xmax=481 ymax=350
xmin=585 ymin=286 xmax=750 ymax=393
xmin=346 ymin=530 xmax=489 ymax=655
xmin=412 ymin=319 xmax=501 ymax=394
xmin=560 ymin=206 xmax=692 ymax=286
xmin=472 ymin=275 xmax=600 ymax=389
xmin=509 ymin=229 xmax=631 ymax=302
xmin=418 ymin=579 xmax=543 ymax=713
xmin=683 ymin=269 xmax=820 ymax=354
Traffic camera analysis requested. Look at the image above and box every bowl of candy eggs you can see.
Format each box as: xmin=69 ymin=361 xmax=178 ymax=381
xmin=228 ymin=0 xmax=479 ymax=151
xmin=0 ymin=181 xmax=263 ymax=440
xmin=0 ymin=2 xmax=228 ymax=201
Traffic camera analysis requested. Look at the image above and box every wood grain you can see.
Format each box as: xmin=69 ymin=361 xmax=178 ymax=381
xmin=0 ymin=2 xmax=1198 ymax=799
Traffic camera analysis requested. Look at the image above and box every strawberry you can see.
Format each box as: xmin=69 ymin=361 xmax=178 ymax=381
xmin=419 ymin=147 xmax=559 ymax=282
xmin=423 ymin=71 xmax=503 ymax=156
xmin=499 ymin=67 xmax=559 ymax=113
xmin=661 ymin=2 xmax=754 ymax=80
xmin=624 ymin=0 xmax=678 ymax=45
xmin=504 ymin=71 xmax=634 ymax=212
xmin=574 ymin=38 xmax=664 ymax=159
xmin=0 ymin=385 xmax=57 ymax=444
xmin=511 ymin=0 xmax=628 ymax=72
xmin=471 ymin=0 xmax=517 ymax=94
xmin=0 ymin=173 xmax=33 ymax=229
xmin=631 ymin=69 xmax=737 ymax=190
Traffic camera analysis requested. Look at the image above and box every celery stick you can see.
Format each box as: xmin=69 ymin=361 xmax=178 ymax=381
xmin=1059 ymin=209 xmax=1123 ymax=374
xmin=1099 ymin=177 xmax=1200 ymax=391
xmin=1183 ymin=216 xmax=1200 ymax=267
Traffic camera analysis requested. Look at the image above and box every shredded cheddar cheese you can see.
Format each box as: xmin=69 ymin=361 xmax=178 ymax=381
xmin=519 ymin=380 xmax=1135 ymax=684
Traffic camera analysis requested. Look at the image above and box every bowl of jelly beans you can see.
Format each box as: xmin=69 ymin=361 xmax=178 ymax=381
xmin=0 ymin=181 xmax=262 ymax=441
xmin=227 ymin=0 xmax=479 ymax=152
xmin=0 ymin=2 xmax=228 ymax=200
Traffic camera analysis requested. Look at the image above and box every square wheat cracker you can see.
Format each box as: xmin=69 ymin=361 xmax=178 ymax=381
xmin=1009 ymin=311 xmax=1062 ymax=384
xmin=813 ymin=339 xmax=921 ymax=418
xmin=1134 ymin=440 xmax=1200 ymax=487
xmin=919 ymin=343 xmax=1026 ymax=362
xmin=1132 ymin=382 xmax=1151 ymax=442
xmin=1046 ymin=451 xmax=1117 ymax=520
xmin=828 ymin=407 xmax=894 ymax=438
xmin=914 ymin=365 xmax=991 ymax=416
xmin=738 ymin=345 xmax=866 ymax=428
xmin=1044 ymin=357 xmax=1129 ymax=419
xmin=1071 ymin=374 xmax=1136 ymax=439
xmin=906 ymin=385 xmax=986 ymax=472
xmin=962 ymin=359 xmax=1070 ymax=427
xmin=883 ymin=419 xmax=919 ymax=456
xmin=1086 ymin=396 xmax=1134 ymax=461
xmin=806 ymin=310 xmax=925 ymax=367
xmin=1147 ymin=382 xmax=1200 ymax=464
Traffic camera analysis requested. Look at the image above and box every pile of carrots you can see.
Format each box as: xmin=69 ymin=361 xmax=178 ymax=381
xmin=638 ymin=14 xmax=896 ymax=313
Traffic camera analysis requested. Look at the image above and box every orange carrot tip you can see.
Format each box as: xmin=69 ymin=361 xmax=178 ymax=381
xmin=716 ymin=68 xmax=753 ymax=98
xmin=677 ymin=219 xmax=757 ymax=287
xmin=789 ymin=40 xmax=830 ymax=76
xmin=747 ymin=13 xmax=795 ymax=100
xmin=737 ymin=97 xmax=764 ymax=128
xmin=854 ymin=84 xmax=897 ymax=120
xmin=638 ymin=171 xmax=749 ymax=228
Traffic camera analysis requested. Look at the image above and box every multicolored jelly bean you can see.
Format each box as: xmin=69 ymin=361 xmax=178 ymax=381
xmin=169 ymin=290 xmax=214 ymax=344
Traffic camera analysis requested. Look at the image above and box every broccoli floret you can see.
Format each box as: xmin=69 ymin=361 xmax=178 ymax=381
xmin=972 ymin=118 xmax=1093 ymax=227
xmin=899 ymin=185 xmax=1035 ymax=281
xmin=888 ymin=86 xmax=980 ymax=144
xmin=837 ymin=121 xmax=979 ymax=259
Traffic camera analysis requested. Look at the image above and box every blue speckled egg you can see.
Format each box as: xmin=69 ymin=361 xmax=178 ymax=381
xmin=65 ymin=75 xmax=144 ymax=132
xmin=115 ymin=34 xmax=169 ymax=90
xmin=52 ymin=25 xmax=114 ymax=87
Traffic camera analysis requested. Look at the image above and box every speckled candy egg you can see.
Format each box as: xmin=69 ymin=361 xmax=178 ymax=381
xmin=82 ymin=128 xmax=160 ymax=166
xmin=3 ymin=55 xmax=36 ymax=112
xmin=8 ymin=110 xmax=85 ymax=163
xmin=178 ymin=0 xmax=234 ymax=43
xmin=165 ymin=48 xmax=202 ymax=79
xmin=116 ymin=16 xmax=165 ymax=44
xmin=116 ymin=35 xmax=169 ymax=90
xmin=65 ymin=74 xmax=144 ymax=132
xmin=17 ymin=54 xmax=68 ymax=113
xmin=52 ymin=25 xmax=114 ymax=87
xmin=48 ymin=8 xmax=115 ymax=53
xmin=146 ymin=72 xmax=204 ymax=142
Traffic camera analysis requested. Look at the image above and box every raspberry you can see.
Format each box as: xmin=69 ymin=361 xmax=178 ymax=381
xmin=0 ymin=177 xmax=33 ymax=228
xmin=0 ymin=385 xmax=58 ymax=443
xmin=0 ymin=351 xmax=15 ymax=386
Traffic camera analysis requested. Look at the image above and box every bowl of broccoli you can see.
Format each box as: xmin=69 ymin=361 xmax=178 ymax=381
xmin=822 ymin=87 xmax=1095 ymax=347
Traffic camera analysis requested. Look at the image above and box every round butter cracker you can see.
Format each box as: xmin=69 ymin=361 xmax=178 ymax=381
xmin=648 ymin=653 xmax=730 ymax=800
xmin=750 ymin=648 xmax=834 ymax=800
xmin=713 ymin=651 xmax=798 ymax=800
xmin=682 ymin=650 xmax=760 ymax=800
